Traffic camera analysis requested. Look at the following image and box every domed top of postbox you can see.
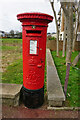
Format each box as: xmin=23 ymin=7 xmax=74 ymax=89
xmin=17 ymin=12 xmax=53 ymax=25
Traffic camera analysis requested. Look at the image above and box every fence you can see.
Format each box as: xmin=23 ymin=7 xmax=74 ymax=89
xmin=47 ymin=40 xmax=80 ymax=51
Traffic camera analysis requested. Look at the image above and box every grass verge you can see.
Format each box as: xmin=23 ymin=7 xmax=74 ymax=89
xmin=1 ymin=38 xmax=22 ymax=44
xmin=2 ymin=59 xmax=23 ymax=84
xmin=51 ymin=51 xmax=80 ymax=107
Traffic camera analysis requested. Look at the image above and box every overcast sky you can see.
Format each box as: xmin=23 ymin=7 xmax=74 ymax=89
xmin=0 ymin=0 xmax=60 ymax=33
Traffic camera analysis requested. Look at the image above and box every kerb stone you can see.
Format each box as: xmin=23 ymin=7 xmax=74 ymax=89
xmin=0 ymin=83 xmax=22 ymax=106
xmin=46 ymin=49 xmax=65 ymax=107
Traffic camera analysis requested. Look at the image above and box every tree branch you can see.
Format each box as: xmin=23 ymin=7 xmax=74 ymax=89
xmin=49 ymin=0 xmax=59 ymax=56
xmin=50 ymin=0 xmax=59 ymax=33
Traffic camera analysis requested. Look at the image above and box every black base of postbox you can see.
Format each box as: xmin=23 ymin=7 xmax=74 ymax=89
xmin=21 ymin=86 xmax=44 ymax=108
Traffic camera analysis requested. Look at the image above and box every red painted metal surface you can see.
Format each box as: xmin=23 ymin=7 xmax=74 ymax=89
xmin=17 ymin=13 xmax=53 ymax=90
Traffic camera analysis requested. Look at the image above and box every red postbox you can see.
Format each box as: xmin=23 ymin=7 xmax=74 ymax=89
xmin=17 ymin=12 xmax=53 ymax=108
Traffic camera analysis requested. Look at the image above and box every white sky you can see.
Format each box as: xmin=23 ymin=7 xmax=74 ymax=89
xmin=0 ymin=0 xmax=60 ymax=33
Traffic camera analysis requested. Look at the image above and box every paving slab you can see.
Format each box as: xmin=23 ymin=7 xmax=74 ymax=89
xmin=2 ymin=104 xmax=79 ymax=119
xmin=0 ymin=83 xmax=22 ymax=106
xmin=46 ymin=49 xmax=65 ymax=107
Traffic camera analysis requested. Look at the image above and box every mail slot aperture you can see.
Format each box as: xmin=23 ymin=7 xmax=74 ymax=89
xmin=26 ymin=30 xmax=41 ymax=34
xmin=26 ymin=30 xmax=42 ymax=36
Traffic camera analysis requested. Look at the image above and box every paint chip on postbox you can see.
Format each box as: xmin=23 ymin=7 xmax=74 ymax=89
xmin=30 ymin=40 xmax=37 ymax=54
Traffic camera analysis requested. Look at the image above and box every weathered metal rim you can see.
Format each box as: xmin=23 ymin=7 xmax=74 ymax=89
xmin=17 ymin=12 xmax=53 ymax=22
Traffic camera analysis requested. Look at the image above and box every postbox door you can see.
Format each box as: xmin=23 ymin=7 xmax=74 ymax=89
xmin=23 ymin=28 xmax=47 ymax=90
xmin=23 ymin=38 xmax=46 ymax=90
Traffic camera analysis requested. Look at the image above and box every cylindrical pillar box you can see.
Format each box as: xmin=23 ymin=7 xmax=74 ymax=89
xmin=17 ymin=12 xmax=53 ymax=108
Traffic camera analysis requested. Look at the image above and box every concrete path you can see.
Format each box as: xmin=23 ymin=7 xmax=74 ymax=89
xmin=2 ymin=104 xmax=79 ymax=119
